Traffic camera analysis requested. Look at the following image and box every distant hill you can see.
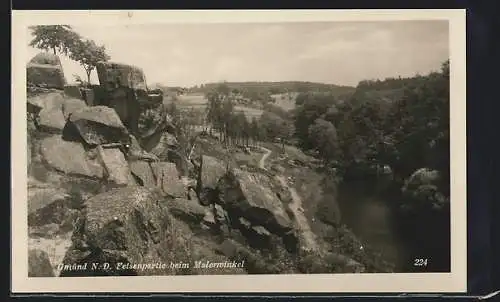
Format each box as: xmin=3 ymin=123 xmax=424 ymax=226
xmin=190 ymin=81 xmax=355 ymax=96
xmin=150 ymin=81 xmax=356 ymax=111
xmin=151 ymin=78 xmax=420 ymax=112
xmin=348 ymin=77 xmax=420 ymax=106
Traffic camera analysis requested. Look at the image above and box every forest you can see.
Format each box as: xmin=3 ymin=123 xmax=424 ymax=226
xmin=292 ymin=61 xmax=451 ymax=271
xmin=195 ymin=60 xmax=451 ymax=271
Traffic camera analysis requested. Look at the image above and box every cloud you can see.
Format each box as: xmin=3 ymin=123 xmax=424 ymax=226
xmin=25 ymin=21 xmax=449 ymax=87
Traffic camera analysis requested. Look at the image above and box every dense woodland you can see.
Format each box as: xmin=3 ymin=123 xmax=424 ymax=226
xmin=195 ymin=60 xmax=451 ymax=271
xmin=199 ymin=62 xmax=449 ymax=190
xmin=192 ymin=81 xmax=355 ymax=96
xmin=295 ymin=61 xmax=451 ymax=271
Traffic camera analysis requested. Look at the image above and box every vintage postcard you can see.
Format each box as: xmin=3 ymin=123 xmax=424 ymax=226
xmin=11 ymin=9 xmax=467 ymax=293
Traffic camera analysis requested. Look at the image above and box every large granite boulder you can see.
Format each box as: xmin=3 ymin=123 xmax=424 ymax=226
xmin=37 ymin=107 xmax=66 ymax=133
xmin=60 ymin=187 xmax=168 ymax=276
xmin=27 ymin=180 xmax=76 ymax=233
xmin=95 ymin=62 xmax=149 ymax=136
xmin=63 ymin=106 xmax=130 ymax=146
xmin=84 ymin=187 xmax=165 ymax=249
xmin=40 ymin=135 xmax=104 ymax=178
xmin=217 ymin=169 xmax=293 ymax=236
xmin=63 ymin=85 xmax=83 ymax=100
xmin=61 ymin=98 xmax=87 ymax=119
xmin=142 ymin=131 xmax=179 ymax=158
xmin=27 ymin=52 xmax=66 ymax=90
xmin=96 ymin=61 xmax=148 ymax=91
xmin=129 ymin=160 xmax=156 ymax=187
xmin=166 ymin=149 xmax=190 ymax=177
xmin=81 ymin=87 xmax=96 ymax=106
xmin=197 ymin=155 xmax=227 ymax=206
xmin=27 ymin=91 xmax=82 ymax=134
xmin=401 ymin=168 xmax=448 ymax=211
xmin=166 ymin=198 xmax=206 ymax=224
xmin=127 ymin=134 xmax=160 ymax=162
xmin=27 ymin=91 xmax=65 ymax=115
xmin=96 ymin=146 xmax=135 ymax=186
xmin=237 ymin=217 xmax=272 ymax=248
xmin=28 ymin=249 xmax=55 ymax=277
xmin=150 ymin=162 xmax=185 ymax=198
xmin=403 ymin=168 xmax=440 ymax=192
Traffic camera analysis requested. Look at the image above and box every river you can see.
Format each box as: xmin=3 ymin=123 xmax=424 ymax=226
xmin=336 ymin=183 xmax=410 ymax=272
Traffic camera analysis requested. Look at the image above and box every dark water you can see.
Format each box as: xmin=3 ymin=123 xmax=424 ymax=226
xmin=337 ymin=181 xmax=451 ymax=273
xmin=336 ymin=184 xmax=409 ymax=272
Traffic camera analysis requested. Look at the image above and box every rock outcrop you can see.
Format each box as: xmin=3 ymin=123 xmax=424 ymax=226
xmin=27 ymin=52 xmax=66 ymax=90
xmin=401 ymin=168 xmax=448 ymax=210
xmin=96 ymin=61 xmax=148 ymax=91
xmin=24 ymin=52 xmax=376 ymax=277
xmin=64 ymin=85 xmax=84 ymax=100
xmin=96 ymin=146 xmax=135 ymax=186
xmin=217 ymin=169 xmax=293 ymax=237
xmin=61 ymin=187 xmax=167 ymax=276
xmin=166 ymin=198 xmax=206 ymax=224
xmin=143 ymin=131 xmax=179 ymax=158
xmin=27 ymin=181 xmax=75 ymax=232
xmin=64 ymin=106 xmax=131 ymax=146
xmin=403 ymin=168 xmax=440 ymax=192
xmin=27 ymin=92 xmax=65 ymax=115
xmin=197 ymin=155 xmax=227 ymax=205
xmin=126 ymin=134 xmax=160 ymax=162
xmin=28 ymin=249 xmax=56 ymax=277
xmin=40 ymin=135 xmax=104 ymax=178
xmin=37 ymin=107 xmax=66 ymax=133
xmin=62 ymin=98 xmax=87 ymax=119
xmin=129 ymin=160 xmax=157 ymax=187
xmin=150 ymin=162 xmax=185 ymax=198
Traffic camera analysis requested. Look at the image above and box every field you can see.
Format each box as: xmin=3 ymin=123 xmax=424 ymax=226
xmin=270 ymin=92 xmax=298 ymax=111
xmin=171 ymin=93 xmax=264 ymax=120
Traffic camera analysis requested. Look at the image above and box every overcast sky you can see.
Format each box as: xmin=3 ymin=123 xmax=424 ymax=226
xmin=26 ymin=21 xmax=449 ymax=88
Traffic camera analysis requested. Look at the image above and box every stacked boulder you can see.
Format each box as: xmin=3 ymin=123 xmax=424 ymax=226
xmin=27 ymin=52 xmax=67 ymax=90
xmin=26 ymin=53 xmax=248 ymax=277
xmin=195 ymin=154 xmax=299 ymax=252
xmin=26 ymin=53 xmax=363 ymax=276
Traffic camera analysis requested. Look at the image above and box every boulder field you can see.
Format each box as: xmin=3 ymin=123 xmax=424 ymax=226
xmin=26 ymin=52 xmax=367 ymax=276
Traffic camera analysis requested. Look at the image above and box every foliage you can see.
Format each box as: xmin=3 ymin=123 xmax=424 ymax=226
xmin=293 ymin=60 xmax=450 ymax=192
xmin=192 ymin=81 xmax=355 ymax=96
xmin=290 ymin=61 xmax=451 ymax=271
xmin=205 ymin=84 xmax=268 ymax=147
xmin=258 ymin=111 xmax=294 ymax=144
xmin=262 ymin=103 xmax=292 ymax=120
xmin=293 ymin=92 xmax=339 ymax=149
xmin=69 ymin=39 xmax=111 ymax=84
xmin=28 ymin=25 xmax=80 ymax=55
xmin=307 ymin=118 xmax=339 ymax=164
xmin=72 ymin=74 xmax=89 ymax=88
xmin=29 ymin=25 xmax=111 ymax=85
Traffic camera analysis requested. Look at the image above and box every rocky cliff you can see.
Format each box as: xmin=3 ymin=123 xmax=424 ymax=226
xmin=26 ymin=52 xmax=364 ymax=277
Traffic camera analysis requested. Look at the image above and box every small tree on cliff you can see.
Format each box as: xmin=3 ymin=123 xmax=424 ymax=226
xmin=69 ymin=39 xmax=110 ymax=85
xmin=29 ymin=25 xmax=79 ymax=55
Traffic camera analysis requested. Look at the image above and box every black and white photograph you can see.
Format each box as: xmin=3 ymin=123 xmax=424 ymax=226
xmin=12 ymin=10 xmax=467 ymax=293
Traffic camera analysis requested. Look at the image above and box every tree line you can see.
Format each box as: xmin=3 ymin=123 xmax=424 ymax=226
xmin=187 ymin=81 xmax=355 ymax=109
xmin=203 ymin=84 xmax=296 ymax=149
xmin=29 ymin=25 xmax=110 ymax=85
xmin=292 ymin=61 xmax=450 ymax=271
xmin=293 ymin=61 xmax=449 ymax=183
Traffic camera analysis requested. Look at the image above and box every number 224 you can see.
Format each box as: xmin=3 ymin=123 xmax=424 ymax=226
xmin=414 ymin=258 xmax=428 ymax=266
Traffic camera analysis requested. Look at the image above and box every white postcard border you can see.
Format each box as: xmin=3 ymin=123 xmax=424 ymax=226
xmin=11 ymin=9 xmax=467 ymax=293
